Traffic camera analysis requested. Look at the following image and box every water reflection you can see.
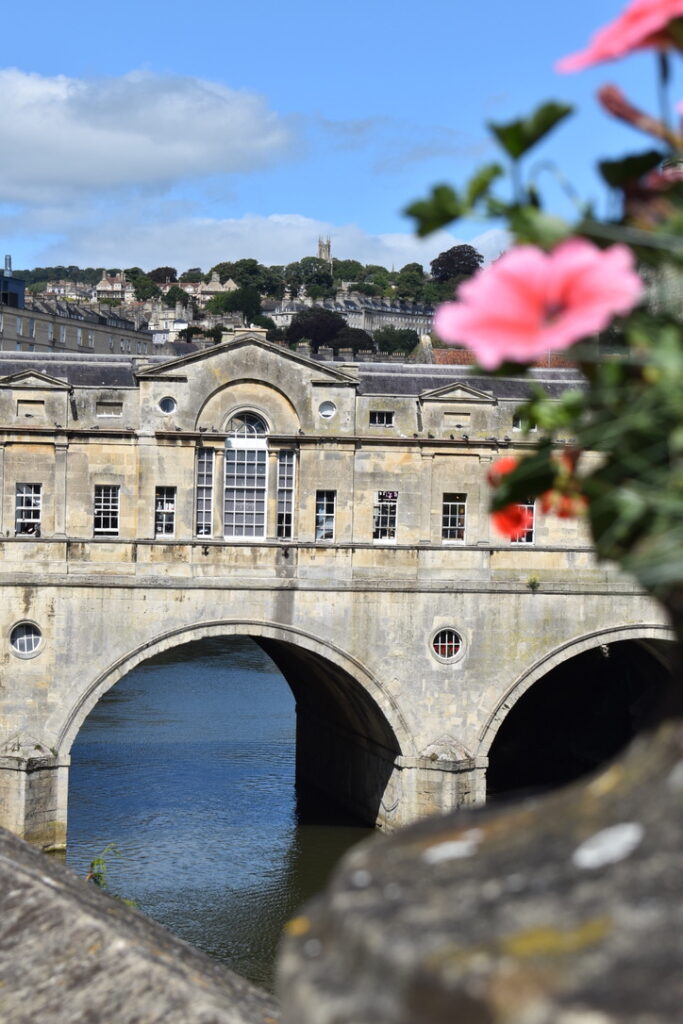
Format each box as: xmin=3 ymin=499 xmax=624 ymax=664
xmin=67 ymin=636 xmax=371 ymax=988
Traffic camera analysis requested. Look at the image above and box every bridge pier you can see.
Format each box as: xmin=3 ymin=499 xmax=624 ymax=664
xmin=0 ymin=755 xmax=69 ymax=850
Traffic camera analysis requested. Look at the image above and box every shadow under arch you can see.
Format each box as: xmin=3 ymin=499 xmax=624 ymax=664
xmin=57 ymin=620 xmax=412 ymax=827
xmin=478 ymin=623 xmax=676 ymax=801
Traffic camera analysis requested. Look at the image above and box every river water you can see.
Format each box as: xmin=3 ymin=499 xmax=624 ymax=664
xmin=66 ymin=636 xmax=372 ymax=989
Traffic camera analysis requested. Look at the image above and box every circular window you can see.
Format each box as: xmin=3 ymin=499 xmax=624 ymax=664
xmin=431 ymin=628 xmax=463 ymax=662
xmin=158 ymin=396 xmax=177 ymax=414
xmin=319 ymin=401 xmax=337 ymax=419
xmin=10 ymin=622 xmax=43 ymax=658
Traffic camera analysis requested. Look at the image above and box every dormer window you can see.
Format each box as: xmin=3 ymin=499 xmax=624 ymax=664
xmin=369 ymin=410 xmax=394 ymax=426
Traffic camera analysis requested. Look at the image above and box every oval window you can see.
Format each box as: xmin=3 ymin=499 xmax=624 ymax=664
xmin=10 ymin=622 xmax=43 ymax=658
xmin=432 ymin=628 xmax=463 ymax=662
xmin=319 ymin=401 xmax=337 ymax=419
xmin=158 ymin=396 xmax=177 ymax=414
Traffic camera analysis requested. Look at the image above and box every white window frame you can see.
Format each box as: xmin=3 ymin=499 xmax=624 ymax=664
xmin=442 ymin=492 xmax=467 ymax=542
xmin=93 ymin=485 xmax=120 ymax=536
xmin=223 ymin=414 xmax=268 ymax=540
xmin=154 ymin=486 xmax=176 ymax=537
xmin=195 ymin=448 xmax=215 ymax=536
xmin=373 ymin=490 xmax=398 ymax=542
xmin=277 ymin=450 xmax=296 ymax=540
xmin=15 ymin=483 xmax=42 ymax=535
xmin=315 ymin=490 xmax=336 ymax=541
xmin=58 ymin=325 xmax=66 ymax=345
xmin=510 ymin=499 xmax=536 ymax=544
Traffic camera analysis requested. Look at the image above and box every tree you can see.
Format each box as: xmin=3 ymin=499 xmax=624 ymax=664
xmin=205 ymin=286 xmax=262 ymax=323
xmin=148 ymin=266 xmax=178 ymax=284
xmin=333 ymin=326 xmax=374 ymax=353
xmin=163 ymin=285 xmax=192 ymax=308
xmin=285 ymin=307 xmax=348 ymax=350
xmin=132 ymin=275 xmax=161 ymax=301
xmin=179 ymin=268 xmax=204 ymax=283
xmin=430 ymin=244 xmax=483 ymax=283
xmin=374 ymin=326 xmax=420 ymax=354
xmin=332 ymin=259 xmax=364 ymax=282
xmin=395 ymin=262 xmax=426 ymax=301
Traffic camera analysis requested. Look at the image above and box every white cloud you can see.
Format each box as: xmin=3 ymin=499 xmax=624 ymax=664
xmin=0 ymin=68 xmax=293 ymax=203
xmin=28 ymin=209 xmax=509 ymax=272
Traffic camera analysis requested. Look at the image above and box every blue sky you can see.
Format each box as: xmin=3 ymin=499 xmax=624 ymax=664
xmin=2 ymin=0 xmax=676 ymax=272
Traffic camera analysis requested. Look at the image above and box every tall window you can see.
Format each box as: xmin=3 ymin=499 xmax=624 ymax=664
xmin=155 ymin=487 xmax=176 ymax=536
xmin=277 ymin=450 xmax=295 ymax=539
xmin=195 ymin=448 xmax=214 ymax=536
xmin=315 ymin=490 xmax=336 ymax=540
xmin=58 ymin=325 xmax=66 ymax=344
xmin=442 ymin=493 xmax=466 ymax=541
xmin=47 ymin=322 xmax=55 ymax=343
xmin=373 ymin=490 xmax=398 ymax=541
xmin=94 ymin=485 xmax=120 ymax=535
xmin=224 ymin=414 xmax=268 ymax=538
xmin=15 ymin=484 xmax=41 ymax=535
xmin=511 ymin=499 xmax=535 ymax=544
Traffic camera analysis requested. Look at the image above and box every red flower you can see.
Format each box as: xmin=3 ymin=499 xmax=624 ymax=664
xmin=486 ymin=456 xmax=519 ymax=486
xmin=557 ymin=0 xmax=683 ymax=72
xmin=491 ymin=505 xmax=534 ymax=540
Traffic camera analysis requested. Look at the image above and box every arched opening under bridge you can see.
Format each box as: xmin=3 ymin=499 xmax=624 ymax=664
xmin=66 ymin=630 xmax=404 ymax=986
xmin=486 ymin=634 xmax=675 ymax=800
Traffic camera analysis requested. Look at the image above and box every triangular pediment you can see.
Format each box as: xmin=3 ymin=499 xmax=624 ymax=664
xmin=135 ymin=334 xmax=358 ymax=386
xmin=0 ymin=370 xmax=71 ymax=391
xmin=419 ymin=381 xmax=496 ymax=404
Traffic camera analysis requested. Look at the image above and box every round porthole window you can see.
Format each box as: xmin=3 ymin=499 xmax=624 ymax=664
xmin=318 ymin=401 xmax=337 ymax=419
xmin=158 ymin=396 xmax=177 ymax=414
xmin=431 ymin=628 xmax=463 ymax=662
xmin=10 ymin=622 xmax=43 ymax=658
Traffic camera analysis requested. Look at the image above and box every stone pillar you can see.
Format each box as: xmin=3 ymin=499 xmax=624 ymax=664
xmin=213 ymin=447 xmax=225 ymax=538
xmin=0 ymin=754 xmax=70 ymax=850
xmin=53 ymin=442 xmax=68 ymax=537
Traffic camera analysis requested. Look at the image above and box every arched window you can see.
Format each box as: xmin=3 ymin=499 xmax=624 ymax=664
xmin=224 ymin=412 xmax=268 ymax=538
xmin=227 ymin=412 xmax=268 ymax=438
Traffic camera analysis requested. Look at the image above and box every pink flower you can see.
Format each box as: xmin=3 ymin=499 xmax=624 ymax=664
xmin=557 ymin=0 xmax=683 ymax=73
xmin=434 ymin=240 xmax=643 ymax=370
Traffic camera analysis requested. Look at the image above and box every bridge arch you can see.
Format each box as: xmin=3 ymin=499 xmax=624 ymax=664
xmin=477 ymin=623 xmax=675 ymax=798
xmin=57 ymin=619 xmax=414 ymax=828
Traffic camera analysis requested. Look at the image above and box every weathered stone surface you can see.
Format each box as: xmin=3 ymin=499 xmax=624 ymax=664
xmin=0 ymin=825 xmax=279 ymax=1024
xmin=278 ymin=720 xmax=683 ymax=1023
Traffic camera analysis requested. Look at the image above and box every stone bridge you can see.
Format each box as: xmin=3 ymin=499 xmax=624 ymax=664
xmin=0 ymin=537 xmax=671 ymax=849
xmin=0 ymin=339 xmax=673 ymax=848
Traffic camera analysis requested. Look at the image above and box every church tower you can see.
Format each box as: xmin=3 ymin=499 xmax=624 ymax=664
xmin=317 ymin=236 xmax=332 ymax=264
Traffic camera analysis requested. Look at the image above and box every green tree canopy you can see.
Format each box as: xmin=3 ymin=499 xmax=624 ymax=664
xmin=179 ymin=268 xmax=204 ymax=283
xmin=205 ymin=286 xmax=262 ymax=322
xmin=163 ymin=285 xmax=192 ymax=308
xmin=132 ymin=275 xmax=161 ymax=301
xmin=394 ymin=262 xmax=427 ymax=301
xmin=285 ymin=307 xmax=348 ymax=350
xmin=373 ymin=326 xmax=420 ymax=354
xmin=430 ymin=244 xmax=483 ymax=283
xmin=333 ymin=326 xmax=374 ymax=353
xmin=147 ymin=266 xmax=178 ymax=284
xmin=332 ymin=258 xmax=364 ymax=282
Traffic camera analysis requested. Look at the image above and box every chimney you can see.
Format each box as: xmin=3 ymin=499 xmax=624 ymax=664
xmin=4 ymin=255 xmax=12 ymax=278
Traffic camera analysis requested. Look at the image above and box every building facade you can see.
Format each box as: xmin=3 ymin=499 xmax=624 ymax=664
xmin=0 ymin=337 xmax=668 ymax=848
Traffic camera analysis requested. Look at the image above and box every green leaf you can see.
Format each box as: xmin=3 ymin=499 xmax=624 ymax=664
xmin=464 ymin=163 xmax=504 ymax=208
xmin=509 ymin=206 xmax=572 ymax=249
xmin=404 ymin=184 xmax=463 ymax=237
xmin=488 ymin=101 xmax=573 ymax=160
xmin=598 ymin=150 xmax=664 ymax=188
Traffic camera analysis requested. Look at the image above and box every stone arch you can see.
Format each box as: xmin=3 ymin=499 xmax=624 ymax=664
xmin=195 ymin=380 xmax=302 ymax=433
xmin=477 ymin=623 xmax=675 ymax=761
xmin=57 ymin=619 xmax=414 ymax=827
